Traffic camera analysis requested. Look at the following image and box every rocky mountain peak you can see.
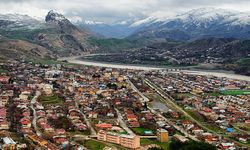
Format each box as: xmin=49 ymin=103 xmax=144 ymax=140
xmin=45 ymin=10 xmax=67 ymax=22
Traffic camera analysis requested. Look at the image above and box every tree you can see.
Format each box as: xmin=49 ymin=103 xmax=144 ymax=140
xmin=148 ymin=147 xmax=164 ymax=150
xmin=169 ymin=140 xmax=216 ymax=150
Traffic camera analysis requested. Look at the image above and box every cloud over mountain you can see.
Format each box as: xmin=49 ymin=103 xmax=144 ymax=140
xmin=0 ymin=0 xmax=250 ymax=23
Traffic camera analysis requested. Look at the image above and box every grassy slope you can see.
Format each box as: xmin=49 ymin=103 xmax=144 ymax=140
xmin=87 ymin=37 xmax=144 ymax=52
xmin=141 ymin=138 xmax=170 ymax=150
xmin=87 ymin=37 xmax=179 ymax=53
xmin=39 ymin=95 xmax=63 ymax=105
xmin=84 ymin=140 xmax=106 ymax=150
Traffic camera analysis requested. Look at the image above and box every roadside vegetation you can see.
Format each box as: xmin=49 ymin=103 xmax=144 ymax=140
xmin=169 ymin=140 xmax=216 ymax=150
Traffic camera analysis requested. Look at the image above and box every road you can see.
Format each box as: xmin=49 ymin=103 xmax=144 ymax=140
xmin=125 ymin=76 xmax=150 ymax=102
xmin=81 ymin=111 xmax=97 ymax=136
xmin=126 ymin=76 xmax=199 ymax=141
xmin=70 ymin=72 xmax=97 ymax=136
xmin=115 ymin=108 xmax=135 ymax=136
xmin=144 ymin=79 xmax=220 ymax=136
xmin=144 ymin=79 xmax=250 ymax=148
xmin=74 ymin=72 xmax=134 ymax=136
xmin=30 ymin=91 xmax=42 ymax=137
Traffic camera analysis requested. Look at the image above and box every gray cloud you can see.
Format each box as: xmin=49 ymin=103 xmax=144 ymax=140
xmin=0 ymin=0 xmax=250 ymax=23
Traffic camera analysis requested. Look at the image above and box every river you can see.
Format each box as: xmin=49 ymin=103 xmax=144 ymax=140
xmin=66 ymin=58 xmax=250 ymax=82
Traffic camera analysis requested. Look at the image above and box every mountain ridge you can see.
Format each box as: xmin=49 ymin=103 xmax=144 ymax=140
xmin=0 ymin=10 xmax=94 ymax=61
xmin=76 ymin=7 xmax=250 ymax=40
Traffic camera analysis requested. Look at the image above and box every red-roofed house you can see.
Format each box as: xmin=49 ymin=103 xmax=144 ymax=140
xmin=95 ymin=123 xmax=113 ymax=129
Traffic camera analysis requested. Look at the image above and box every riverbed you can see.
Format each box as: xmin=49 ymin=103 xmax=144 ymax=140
xmin=66 ymin=58 xmax=250 ymax=82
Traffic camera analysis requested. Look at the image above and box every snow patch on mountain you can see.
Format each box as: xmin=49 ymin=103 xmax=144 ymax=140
xmin=130 ymin=17 xmax=157 ymax=27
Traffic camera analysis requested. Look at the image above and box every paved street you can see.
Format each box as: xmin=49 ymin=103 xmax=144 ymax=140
xmin=30 ymin=91 xmax=42 ymax=137
xmin=115 ymin=108 xmax=135 ymax=136
xmin=126 ymin=76 xmax=200 ymax=141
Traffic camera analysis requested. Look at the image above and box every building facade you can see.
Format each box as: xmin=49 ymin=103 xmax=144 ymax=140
xmin=97 ymin=130 xmax=140 ymax=149
xmin=157 ymin=129 xmax=169 ymax=142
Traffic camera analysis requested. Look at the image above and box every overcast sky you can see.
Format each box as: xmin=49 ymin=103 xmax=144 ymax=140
xmin=0 ymin=0 xmax=250 ymax=23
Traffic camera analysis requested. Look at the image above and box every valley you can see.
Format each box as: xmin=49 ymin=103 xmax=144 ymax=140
xmin=0 ymin=4 xmax=250 ymax=150
xmin=0 ymin=8 xmax=250 ymax=76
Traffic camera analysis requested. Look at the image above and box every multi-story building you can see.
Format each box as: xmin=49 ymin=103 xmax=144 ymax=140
xmin=120 ymin=134 xmax=140 ymax=149
xmin=157 ymin=128 xmax=169 ymax=142
xmin=97 ymin=130 xmax=140 ymax=149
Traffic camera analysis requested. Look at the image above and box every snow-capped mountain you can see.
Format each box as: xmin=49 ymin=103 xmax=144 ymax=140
xmin=76 ymin=17 xmax=156 ymax=38
xmin=0 ymin=14 xmax=38 ymax=22
xmin=174 ymin=7 xmax=250 ymax=26
xmin=45 ymin=10 xmax=67 ymax=22
xmin=0 ymin=13 xmax=42 ymax=30
xmin=76 ymin=7 xmax=250 ymax=39
xmin=0 ymin=10 xmax=92 ymax=58
xmin=130 ymin=8 xmax=250 ymax=40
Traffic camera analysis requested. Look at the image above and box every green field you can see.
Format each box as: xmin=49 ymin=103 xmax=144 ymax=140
xmin=67 ymin=130 xmax=91 ymax=136
xmin=0 ymin=69 xmax=8 ymax=73
xmin=0 ymin=66 xmax=8 ymax=73
xmin=39 ymin=95 xmax=63 ymax=105
xmin=221 ymin=90 xmax=250 ymax=95
xmin=141 ymin=138 xmax=170 ymax=150
xmin=84 ymin=140 xmax=106 ymax=150
xmin=185 ymin=110 xmax=205 ymax=122
xmin=203 ymin=92 xmax=221 ymax=97
xmin=132 ymin=127 xmax=154 ymax=135
xmin=32 ymin=58 xmax=59 ymax=65
xmin=185 ymin=110 xmax=223 ymax=133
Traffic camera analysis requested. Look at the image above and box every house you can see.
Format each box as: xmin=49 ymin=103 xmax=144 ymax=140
xmin=43 ymin=84 xmax=53 ymax=96
xmin=107 ymin=112 xmax=115 ymax=117
xmin=0 ymin=121 xmax=9 ymax=130
xmin=88 ymin=112 xmax=98 ymax=119
xmin=95 ymin=123 xmax=113 ymax=130
xmin=219 ymin=142 xmax=235 ymax=150
xmin=0 ymin=108 xmax=7 ymax=118
xmin=20 ymin=117 xmax=31 ymax=128
xmin=55 ymin=129 xmax=66 ymax=135
xmin=173 ymin=134 xmax=188 ymax=143
xmin=53 ymin=137 xmax=68 ymax=145
xmin=245 ymin=120 xmax=250 ymax=124
xmin=0 ymin=96 xmax=9 ymax=107
xmin=19 ymin=94 xmax=29 ymax=101
xmin=128 ymin=121 xmax=140 ymax=128
xmin=0 ymin=76 xmax=10 ymax=84
xmin=42 ymin=124 xmax=54 ymax=132
xmin=75 ymin=124 xmax=87 ymax=131
xmin=127 ymin=114 xmax=138 ymax=122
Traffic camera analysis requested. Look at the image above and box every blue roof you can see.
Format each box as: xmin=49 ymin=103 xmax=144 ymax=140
xmin=226 ymin=128 xmax=233 ymax=132
xmin=144 ymin=130 xmax=153 ymax=134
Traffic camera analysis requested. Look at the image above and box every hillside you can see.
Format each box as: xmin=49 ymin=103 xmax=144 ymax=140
xmin=0 ymin=11 xmax=93 ymax=60
xmin=0 ymin=37 xmax=54 ymax=62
